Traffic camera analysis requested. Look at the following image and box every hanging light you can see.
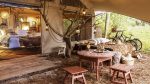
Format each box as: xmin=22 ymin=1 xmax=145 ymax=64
xmin=20 ymin=18 xmax=24 ymax=22
xmin=0 ymin=11 xmax=9 ymax=19
xmin=27 ymin=17 xmax=36 ymax=26
xmin=76 ymin=29 xmax=80 ymax=34
xmin=45 ymin=26 xmax=49 ymax=31
xmin=27 ymin=17 xmax=35 ymax=23
xmin=0 ymin=29 xmax=5 ymax=35
xmin=94 ymin=29 xmax=97 ymax=33
xmin=82 ymin=9 xmax=86 ymax=15
xmin=22 ymin=26 xmax=29 ymax=30
xmin=22 ymin=22 xmax=29 ymax=30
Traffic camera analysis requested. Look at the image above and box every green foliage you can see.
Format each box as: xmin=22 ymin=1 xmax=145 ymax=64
xmin=95 ymin=12 xmax=150 ymax=52
xmin=110 ymin=13 xmax=129 ymax=29
xmin=95 ymin=14 xmax=106 ymax=32
xmin=63 ymin=19 xmax=71 ymax=33
xmin=95 ymin=12 xmax=147 ymax=32
xmin=126 ymin=25 xmax=150 ymax=52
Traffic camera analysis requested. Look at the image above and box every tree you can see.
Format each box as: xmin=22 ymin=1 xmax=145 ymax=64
xmin=95 ymin=12 xmax=146 ymax=36
xmin=39 ymin=0 xmax=96 ymax=57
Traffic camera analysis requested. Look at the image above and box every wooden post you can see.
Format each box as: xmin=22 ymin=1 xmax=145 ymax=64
xmin=104 ymin=12 xmax=110 ymax=38
xmin=91 ymin=11 xmax=95 ymax=39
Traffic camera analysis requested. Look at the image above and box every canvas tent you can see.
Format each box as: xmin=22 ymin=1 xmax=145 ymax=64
xmin=0 ymin=0 xmax=150 ymax=55
xmin=81 ymin=0 xmax=150 ymax=22
xmin=41 ymin=0 xmax=150 ymax=54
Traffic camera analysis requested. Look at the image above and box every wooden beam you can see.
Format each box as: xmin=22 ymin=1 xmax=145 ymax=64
xmin=80 ymin=0 xmax=93 ymax=9
xmin=63 ymin=6 xmax=81 ymax=12
xmin=0 ymin=0 xmax=40 ymax=8
xmin=63 ymin=6 xmax=94 ymax=19
xmin=18 ymin=13 xmax=40 ymax=17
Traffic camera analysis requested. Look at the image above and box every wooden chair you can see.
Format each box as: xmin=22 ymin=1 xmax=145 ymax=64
xmin=110 ymin=64 xmax=133 ymax=84
xmin=63 ymin=66 xmax=88 ymax=84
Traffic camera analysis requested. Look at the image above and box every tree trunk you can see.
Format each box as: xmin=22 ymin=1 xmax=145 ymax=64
xmin=64 ymin=37 xmax=72 ymax=58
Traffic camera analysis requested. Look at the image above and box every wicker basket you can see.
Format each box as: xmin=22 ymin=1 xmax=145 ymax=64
xmin=122 ymin=54 xmax=134 ymax=66
xmin=122 ymin=59 xmax=134 ymax=66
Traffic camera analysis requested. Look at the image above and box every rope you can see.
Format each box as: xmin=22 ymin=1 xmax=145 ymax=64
xmin=45 ymin=2 xmax=63 ymax=42
xmin=39 ymin=1 xmax=64 ymax=43
xmin=47 ymin=28 xmax=63 ymax=43
xmin=39 ymin=1 xmax=63 ymax=37
xmin=48 ymin=26 xmax=63 ymax=43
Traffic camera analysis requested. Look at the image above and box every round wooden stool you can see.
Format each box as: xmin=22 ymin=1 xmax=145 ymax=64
xmin=110 ymin=64 xmax=133 ymax=84
xmin=63 ymin=66 xmax=88 ymax=84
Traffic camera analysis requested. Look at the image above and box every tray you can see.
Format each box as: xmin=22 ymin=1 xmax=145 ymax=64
xmin=93 ymin=50 xmax=107 ymax=53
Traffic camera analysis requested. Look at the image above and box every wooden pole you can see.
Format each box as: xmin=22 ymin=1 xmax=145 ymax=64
xmin=104 ymin=12 xmax=110 ymax=38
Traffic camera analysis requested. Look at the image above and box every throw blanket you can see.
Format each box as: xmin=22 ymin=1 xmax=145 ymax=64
xmin=9 ymin=35 xmax=20 ymax=48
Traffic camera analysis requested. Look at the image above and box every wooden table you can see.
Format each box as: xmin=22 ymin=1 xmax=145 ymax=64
xmin=78 ymin=50 xmax=114 ymax=80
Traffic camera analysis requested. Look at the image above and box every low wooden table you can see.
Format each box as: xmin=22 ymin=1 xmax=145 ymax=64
xmin=78 ymin=50 xmax=114 ymax=80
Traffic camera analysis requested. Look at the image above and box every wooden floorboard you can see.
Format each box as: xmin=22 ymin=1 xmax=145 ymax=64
xmin=0 ymin=55 xmax=60 ymax=82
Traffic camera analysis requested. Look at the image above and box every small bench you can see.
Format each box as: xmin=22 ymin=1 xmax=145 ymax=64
xmin=63 ymin=66 xmax=88 ymax=84
xmin=110 ymin=64 xmax=133 ymax=84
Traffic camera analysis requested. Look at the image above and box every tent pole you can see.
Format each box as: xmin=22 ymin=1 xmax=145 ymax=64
xmin=104 ymin=12 xmax=110 ymax=38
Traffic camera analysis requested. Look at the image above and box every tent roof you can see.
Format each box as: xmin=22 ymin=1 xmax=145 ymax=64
xmin=1 ymin=0 xmax=150 ymax=22
xmin=81 ymin=0 xmax=150 ymax=22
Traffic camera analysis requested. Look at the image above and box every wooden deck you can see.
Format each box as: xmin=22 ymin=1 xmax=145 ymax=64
xmin=0 ymin=55 xmax=60 ymax=82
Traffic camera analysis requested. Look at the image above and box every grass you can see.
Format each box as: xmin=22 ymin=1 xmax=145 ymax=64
xmin=124 ymin=25 xmax=150 ymax=52
xmin=108 ymin=25 xmax=150 ymax=53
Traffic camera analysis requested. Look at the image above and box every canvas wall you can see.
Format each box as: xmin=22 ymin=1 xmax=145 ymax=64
xmin=41 ymin=1 xmax=64 ymax=54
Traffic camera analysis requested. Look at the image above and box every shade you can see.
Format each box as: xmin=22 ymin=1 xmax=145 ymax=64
xmin=81 ymin=0 xmax=150 ymax=22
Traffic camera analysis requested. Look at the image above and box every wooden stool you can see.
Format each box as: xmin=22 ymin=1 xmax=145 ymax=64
xmin=110 ymin=64 xmax=133 ymax=84
xmin=63 ymin=66 xmax=88 ymax=84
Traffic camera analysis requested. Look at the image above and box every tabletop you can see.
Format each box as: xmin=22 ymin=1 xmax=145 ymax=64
xmin=77 ymin=50 xmax=115 ymax=58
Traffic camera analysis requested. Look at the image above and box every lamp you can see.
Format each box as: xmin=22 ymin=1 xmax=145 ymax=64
xmin=27 ymin=17 xmax=35 ymax=23
xmin=27 ymin=17 xmax=36 ymax=27
xmin=20 ymin=18 xmax=24 ymax=22
xmin=82 ymin=9 xmax=86 ymax=15
xmin=0 ymin=11 xmax=9 ymax=19
xmin=76 ymin=29 xmax=80 ymax=34
xmin=45 ymin=26 xmax=49 ymax=31
xmin=22 ymin=26 xmax=29 ymax=31
xmin=0 ymin=29 xmax=5 ymax=35
xmin=22 ymin=22 xmax=30 ymax=31
xmin=75 ymin=29 xmax=80 ymax=41
xmin=94 ymin=29 xmax=97 ymax=34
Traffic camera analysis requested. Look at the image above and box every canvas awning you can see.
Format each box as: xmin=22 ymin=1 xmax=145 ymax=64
xmin=81 ymin=0 xmax=150 ymax=22
xmin=0 ymin=0 xmax=40 ymax=8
